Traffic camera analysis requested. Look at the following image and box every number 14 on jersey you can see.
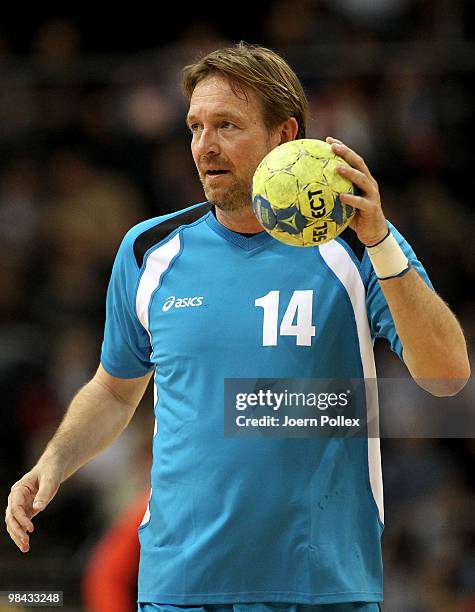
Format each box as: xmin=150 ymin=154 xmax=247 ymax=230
xmin=255 ymin=290 xmax=315 ymax=347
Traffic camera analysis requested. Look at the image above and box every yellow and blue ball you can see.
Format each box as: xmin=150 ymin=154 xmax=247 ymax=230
xmin=252 ymin=139 xmax=356 ymax=247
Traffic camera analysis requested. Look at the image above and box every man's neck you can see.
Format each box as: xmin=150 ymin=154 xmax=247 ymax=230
xmin=214 ymin=206 xmax=264 ymax=234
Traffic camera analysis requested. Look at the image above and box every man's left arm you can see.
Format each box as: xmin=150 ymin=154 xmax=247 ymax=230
xmin=375 ymin=267 xmax=469 ymax=395
xmin=327 ymin=137 xmax=471 ymax=396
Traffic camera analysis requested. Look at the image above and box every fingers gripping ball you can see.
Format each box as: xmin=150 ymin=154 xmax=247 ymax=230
xmin=252 ymin=139 xmax=356 ymax=246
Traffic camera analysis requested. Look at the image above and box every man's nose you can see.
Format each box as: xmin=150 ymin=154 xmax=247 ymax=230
xmin=194 ymin=128 xmax=220 ymax=157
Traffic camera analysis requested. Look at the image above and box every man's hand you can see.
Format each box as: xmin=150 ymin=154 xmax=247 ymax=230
xmin=5 ymin=462 xmax=62 ymax=553
xmin=4 ymin=365 xmax=152 ymax=554
xmin=326 ymin=136 xmax=388 ymax=247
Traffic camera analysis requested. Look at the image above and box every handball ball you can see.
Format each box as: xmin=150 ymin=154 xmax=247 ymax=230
xmin=252 ymin=139 xmax=356 ymax=247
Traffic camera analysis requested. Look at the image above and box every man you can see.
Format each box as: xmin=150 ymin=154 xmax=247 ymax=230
xmin=5 ymin=42 xmax=470 ymax=611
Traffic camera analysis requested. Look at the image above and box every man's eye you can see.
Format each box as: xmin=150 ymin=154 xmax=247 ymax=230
xmin=189 ymin=124 xmax=201 ymax=133
xmin=221 ymin=121 xmax=234 ymax=129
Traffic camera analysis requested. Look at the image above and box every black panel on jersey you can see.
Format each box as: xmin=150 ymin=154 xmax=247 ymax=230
xmin=133 ymin=203 xmax=212 ymax=268
xmin=338 ymin=227 xmax=366 ymax=262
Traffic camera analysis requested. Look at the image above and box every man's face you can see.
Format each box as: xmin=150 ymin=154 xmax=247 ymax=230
xmin=187 ymin=75 xmax=277 ymax=214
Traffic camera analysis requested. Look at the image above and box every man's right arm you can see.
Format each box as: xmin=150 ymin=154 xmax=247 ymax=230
xmin=5 ymin=364 xmax=153 ymax=553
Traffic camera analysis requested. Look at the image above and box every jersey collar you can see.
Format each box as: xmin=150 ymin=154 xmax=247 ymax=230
xmin=205 ymin=208 xmax=273 ymax=251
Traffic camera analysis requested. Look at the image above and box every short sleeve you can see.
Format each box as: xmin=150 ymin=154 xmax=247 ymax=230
xmin=101 ymin=228 xmax=153 ymax=378
xmin=364 ymin=222 xmax=434 ymax=361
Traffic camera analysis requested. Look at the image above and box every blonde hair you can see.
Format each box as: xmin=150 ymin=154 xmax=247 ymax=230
xmin=182 ymin=41 xmax=308 ymax=139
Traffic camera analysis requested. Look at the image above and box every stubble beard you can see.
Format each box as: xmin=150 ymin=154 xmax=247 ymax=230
xmin=201 ymin=175 xmax=252 ymax=215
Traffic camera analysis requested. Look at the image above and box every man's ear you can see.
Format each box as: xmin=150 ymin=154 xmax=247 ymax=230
xmin=279 ymin=117 xmax=299 ymax=144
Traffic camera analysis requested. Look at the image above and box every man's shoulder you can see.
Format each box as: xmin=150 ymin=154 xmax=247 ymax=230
xmin=122 ymin=202 xmax=212 ymax=268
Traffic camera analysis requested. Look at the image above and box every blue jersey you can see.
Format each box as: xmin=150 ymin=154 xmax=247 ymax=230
xmin=101 ymin=203 xmax=432 ymax=605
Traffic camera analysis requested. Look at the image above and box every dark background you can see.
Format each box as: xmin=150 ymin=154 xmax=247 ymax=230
xmin=0 ymin=2 xmax=474 ymax=610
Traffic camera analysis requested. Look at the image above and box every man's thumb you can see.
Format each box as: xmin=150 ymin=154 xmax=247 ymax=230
xmin=32 ymin=476 xmax=58 ymax=511
xmin=32 ymin=499 xmax=45 ymax=511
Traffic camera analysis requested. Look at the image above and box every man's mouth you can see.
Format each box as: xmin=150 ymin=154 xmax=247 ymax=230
xmin=206 ymin=169 xmax=229 ymax=176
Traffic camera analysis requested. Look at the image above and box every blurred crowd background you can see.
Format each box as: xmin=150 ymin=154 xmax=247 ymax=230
xmin=0 ymin=2 xmax=474 ymax=611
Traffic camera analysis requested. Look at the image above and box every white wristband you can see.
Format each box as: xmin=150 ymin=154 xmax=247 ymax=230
xmin=366 ymin=231 xmax=410 ymax=280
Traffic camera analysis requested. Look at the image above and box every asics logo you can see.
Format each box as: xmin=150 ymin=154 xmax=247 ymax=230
xmin=162 ymin=296 xmax=204 ymax=311
xmin=162 ymin=297 xmax=176 ymax=311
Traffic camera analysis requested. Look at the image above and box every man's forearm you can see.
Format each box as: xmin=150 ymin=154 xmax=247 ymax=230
xmin=6 ymin=366 xmax=150 ymax=552
xmin=38 ymin=378 xmax=134 ymax=482
xmin=379 ymin=267 xmax=470 ymax=395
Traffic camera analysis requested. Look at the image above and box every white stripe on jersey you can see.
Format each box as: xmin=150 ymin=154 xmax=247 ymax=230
xmin=140 ymin=487 xmax=153 ymax=527
xmin=153 ymin=380 xmax=158 ymax=437
xmin=136 ymin=238 xmax=180 ymax=531
xmin=136 ymin=233 xmax=181 ymax=332
xmin=319 ymin=240 xmax=384 ymax=524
